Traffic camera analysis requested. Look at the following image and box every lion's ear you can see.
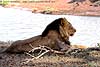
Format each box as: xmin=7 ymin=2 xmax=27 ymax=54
xmin=60 ymin=17 xmax=71 ymax=27
xmin=60 ymin=18 xmax=67 ymax=26
xmin=61 ymin=21 xmax=64 ymax=26
xmin=61 ymin=18 xmax=65 ymax=26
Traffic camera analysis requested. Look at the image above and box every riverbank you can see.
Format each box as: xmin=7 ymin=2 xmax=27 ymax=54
xmin=4 ymin=0 xmax=100 ymax=16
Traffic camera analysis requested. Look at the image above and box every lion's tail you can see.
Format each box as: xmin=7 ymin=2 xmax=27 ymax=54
xmin=71 ymin=45 xmax=88 ymax=49
xmin=0 ymin=46 xmax=9 ymax=53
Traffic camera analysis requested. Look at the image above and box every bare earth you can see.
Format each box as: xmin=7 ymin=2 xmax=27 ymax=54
xmin=0 ymin=41 xmax=100 ymax=67
xmin=5 ymin=0 xmax=100 ymax=16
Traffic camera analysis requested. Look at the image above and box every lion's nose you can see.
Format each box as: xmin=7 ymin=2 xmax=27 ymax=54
xmin=74 ymin=29 xmax=76 ymax=32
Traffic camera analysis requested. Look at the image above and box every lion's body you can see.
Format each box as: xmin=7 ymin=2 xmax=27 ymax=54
xmin=5 ymin=18 xmax=76 ymax=53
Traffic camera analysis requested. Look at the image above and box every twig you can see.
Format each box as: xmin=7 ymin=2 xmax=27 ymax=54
xmin=24 ymin=44 xmax=67 ymax=64
xmin=29 ymin=44 xmax=34 ymax=49
xmin=41 ymin=46 xmax=65 ymax=54
xmin=29 ymin=46 xmax=41 ymax=53
xmin=35 ymin=50 xmax=50 ymax=59
xmin=25 ymin=52 xmax=35 ymax=58
xmin=26 ymin=45 xmax=65 ymax=58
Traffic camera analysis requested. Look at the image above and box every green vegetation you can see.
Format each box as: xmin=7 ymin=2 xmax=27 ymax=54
xmin=87 ymin=62 xmax=98 ymax=67
xmin=97 ymin=43 xmax=100 ymax=47
xmin=0 ymin=0 xmax=9 ymax=6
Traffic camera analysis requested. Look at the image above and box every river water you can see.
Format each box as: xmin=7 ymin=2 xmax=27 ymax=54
xmin=0 ymin=6 xmax=100 ymax=47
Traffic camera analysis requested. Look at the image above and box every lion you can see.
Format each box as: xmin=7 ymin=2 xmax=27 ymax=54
xmin=5 ymin=18 xmax=76 ymax=53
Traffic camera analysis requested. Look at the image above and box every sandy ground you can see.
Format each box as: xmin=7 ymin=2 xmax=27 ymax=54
xmin=5 ymin=0 xmax=100 ymax=16
xmin=0 ymin=41 xmax=100 ymax=67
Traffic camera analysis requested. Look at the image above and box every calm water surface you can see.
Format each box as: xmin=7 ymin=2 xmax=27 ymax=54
xmin=0 ymin=6 xmax=100 ymax=47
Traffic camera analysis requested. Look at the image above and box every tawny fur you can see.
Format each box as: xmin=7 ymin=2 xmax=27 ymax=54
xmin=5 ymin=18 xmax=76 ymax=53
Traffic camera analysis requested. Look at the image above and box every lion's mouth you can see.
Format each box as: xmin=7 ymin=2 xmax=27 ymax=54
xmin=70 ymin=34 xmax=74 ymax=36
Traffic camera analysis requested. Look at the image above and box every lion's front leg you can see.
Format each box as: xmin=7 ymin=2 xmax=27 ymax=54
xmin=56 ymin=39 xmax=71 ymax=52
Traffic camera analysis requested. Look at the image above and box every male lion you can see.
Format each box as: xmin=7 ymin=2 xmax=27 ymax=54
xmin=5 ymin=18 xmax=76 ymax=53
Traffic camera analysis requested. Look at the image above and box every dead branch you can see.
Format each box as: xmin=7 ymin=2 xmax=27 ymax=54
xmin=23 ymin=44 xmax=100 ymax=64
xmin=25 ymin=45 xmax=65 ymax=59
xmin=26 ymin=44 xmax=100 ymax=59
xmin=35 ymin=50 xmax=50 ymax=59
xmin=42 ymin=46 xmax=65 ymax=54
xmin=23 ymin=45 xmax=65 ymax=64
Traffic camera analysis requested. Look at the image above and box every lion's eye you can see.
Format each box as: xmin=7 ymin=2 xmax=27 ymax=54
xmin=69 ymin=27 xmax=72 ymax=30
xmin=61 ymin=22 xmax=64 ymax=26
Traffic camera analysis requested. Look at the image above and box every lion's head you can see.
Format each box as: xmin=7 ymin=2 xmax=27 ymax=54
xmin=59 ymin=18 xmax=76 ymax=40
xmin=42 ymin=18 xmax=76 ymax=40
